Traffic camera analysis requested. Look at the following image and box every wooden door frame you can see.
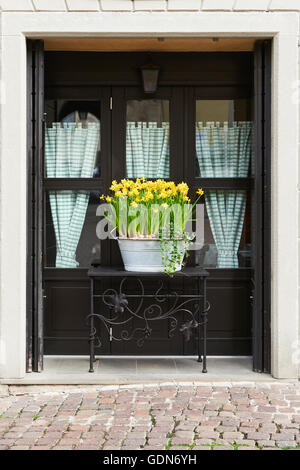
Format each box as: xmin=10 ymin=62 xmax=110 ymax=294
xmin=27 ymin=40 xmax=45 ymax=372
xmin=252 ymin=40 xmax=272 ymax=373
xmin=27 ymin=44 xmax=271 ymax=371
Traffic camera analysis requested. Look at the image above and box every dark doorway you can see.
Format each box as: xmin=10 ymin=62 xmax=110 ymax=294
xmin=27 ymin=45 xmax=271 ymax=371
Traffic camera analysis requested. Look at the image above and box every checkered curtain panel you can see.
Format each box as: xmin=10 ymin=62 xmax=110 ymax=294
xmin=45 ymin=122 xmax=100 ymax=267
xmin=196 ymin=121 xmax=252 ymax=268
xmin=126 ymin=122 xmax=170 ymax=178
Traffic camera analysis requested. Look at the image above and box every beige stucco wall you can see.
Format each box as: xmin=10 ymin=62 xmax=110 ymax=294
xmin=0 ymin=1 xmax=299 ymax=380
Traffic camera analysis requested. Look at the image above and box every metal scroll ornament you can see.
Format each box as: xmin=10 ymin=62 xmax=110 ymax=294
xmin=87 ymin=278 xmax=208 ymax=349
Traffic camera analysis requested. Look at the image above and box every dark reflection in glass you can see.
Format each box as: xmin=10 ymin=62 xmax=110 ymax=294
xmin=127 ymin=99 xmax=169 ymax=123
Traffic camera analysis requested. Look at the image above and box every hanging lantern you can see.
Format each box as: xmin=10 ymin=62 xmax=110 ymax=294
xmin=140 ymin=61 xmax=160 ymax=94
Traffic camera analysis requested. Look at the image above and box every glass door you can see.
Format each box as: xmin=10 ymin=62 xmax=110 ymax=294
xmin=193 ymin=98 xmax=253 ymax=269
xmin=126 ymin=98 xmax=170 ymax=179
xmin=184 ymin=90 xmax=254 ymax=355
xmin=109 ymin=87 xmax=187 ymax=354
xmin=43 ymin=88 xmax=112 ymax=355
xmin=31 ymin=47 xmax=270 ymax=368
xmin=111 ymin=87 xmax=184 ymax=183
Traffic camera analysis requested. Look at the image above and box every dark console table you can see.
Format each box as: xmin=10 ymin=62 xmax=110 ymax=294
xmin=87 ymin=267 xmax=210 ymax=373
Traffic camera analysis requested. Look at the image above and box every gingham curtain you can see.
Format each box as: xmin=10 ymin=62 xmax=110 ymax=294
xmin=45 ymin=122 xmax=100 ymax=267
xmin=196 ymin=121 xmax=252 ymax=268
xmin=126 ymin=122 xmax=170 ymax=178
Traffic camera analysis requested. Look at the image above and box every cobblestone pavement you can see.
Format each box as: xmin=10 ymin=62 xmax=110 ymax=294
xmin=0 ymin=382 xmax=300 ymax=451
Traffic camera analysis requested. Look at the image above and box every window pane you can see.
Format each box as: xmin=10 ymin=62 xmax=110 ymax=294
xmin=45 ymin=190 xmax=101 ymax=268
xmin=195 ymin=191 xmax=252 ymax=269
xmin=45 ymin=100 xmax=101 ymax=178
xmin=126 ymin=99 xmax=170 ymax=179
xmin=195 ymin=99 xmax=253 ymax=178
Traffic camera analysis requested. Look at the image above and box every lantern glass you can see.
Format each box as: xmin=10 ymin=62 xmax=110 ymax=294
xmin=141 ymin=66 xmax=160 ymax=94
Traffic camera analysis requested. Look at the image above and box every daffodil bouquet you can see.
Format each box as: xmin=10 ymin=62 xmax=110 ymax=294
xmin=100 ymin=178 xmax=204 ymax=240
xmin=100 ymin=178 xmax=204 ymax=274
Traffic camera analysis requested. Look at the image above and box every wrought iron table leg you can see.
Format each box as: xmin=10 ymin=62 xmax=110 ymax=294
xmin=197 ymin=278 xmax=202 ymax=363
xmin=89 ymin=278 xmax=95 ymax=373
xmin=202 ymin=277 xmax=207 ymax=373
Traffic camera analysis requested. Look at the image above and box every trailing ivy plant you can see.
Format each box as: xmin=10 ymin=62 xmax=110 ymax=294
xmin=159 ymin=224 xmax=193 ymax=275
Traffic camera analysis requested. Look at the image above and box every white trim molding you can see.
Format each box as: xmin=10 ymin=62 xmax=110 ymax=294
xmin=0 ymin=11 xmax=299 ymax=379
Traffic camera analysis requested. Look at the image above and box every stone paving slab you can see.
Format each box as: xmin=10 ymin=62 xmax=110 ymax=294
xmin=1 ymin=357 xmax=283 ymax=385
xmin=0 ymin=382 xmax=299 ymax=450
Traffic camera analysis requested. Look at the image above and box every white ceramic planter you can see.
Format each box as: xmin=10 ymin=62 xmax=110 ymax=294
xmin=117 ymin=238 xmax=186 ymax=272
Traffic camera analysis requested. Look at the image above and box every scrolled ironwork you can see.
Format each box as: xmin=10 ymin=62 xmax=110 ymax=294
xmin=88 ymin=277 xmax=204 ymax=348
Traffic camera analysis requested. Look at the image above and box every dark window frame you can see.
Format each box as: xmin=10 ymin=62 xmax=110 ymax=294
xmin=29 ymin=47 xmax=270 ymax=368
